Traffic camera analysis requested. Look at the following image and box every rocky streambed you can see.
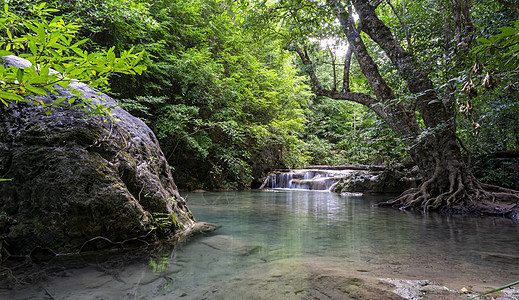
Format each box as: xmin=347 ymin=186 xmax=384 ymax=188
xmin=162 ymin=235 xmax=519 ymax=300
xmin=4 ymin=234 xmax=518 ymax=300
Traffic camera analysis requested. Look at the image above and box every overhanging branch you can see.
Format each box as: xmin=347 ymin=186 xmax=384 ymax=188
xmin=292 ymin=44 xmax=382 ymax=113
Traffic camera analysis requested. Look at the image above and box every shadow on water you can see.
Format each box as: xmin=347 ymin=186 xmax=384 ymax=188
xmin=1 ymin=190 xmax=518 ymax=299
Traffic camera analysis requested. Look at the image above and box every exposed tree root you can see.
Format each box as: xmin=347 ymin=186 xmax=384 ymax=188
xmin=378 ymin=173 xmax=519 ymax=220
xmin=377 ymin=152 xmax=519 ymax=220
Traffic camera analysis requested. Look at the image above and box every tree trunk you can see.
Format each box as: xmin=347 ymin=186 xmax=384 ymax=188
xmin=297 ymin=0 xmax=519 ymax=218
xmin=350 ymin=0 xmax=519 ymax=217
xmin=382 ymin=128 xmax=519 ymax=219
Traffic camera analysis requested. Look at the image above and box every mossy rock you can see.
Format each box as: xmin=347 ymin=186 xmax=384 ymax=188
xmin=0 ymin=56 xmax=195 ymax=256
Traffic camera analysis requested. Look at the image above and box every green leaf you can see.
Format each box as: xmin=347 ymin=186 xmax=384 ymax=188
xmin=25 ymin=85 xmax=47 ymax=95
xmin=71 ymin=47 xmax=84 ymax=57
xmin=29 ymin=41 xmax=38 ymax=56
xmin=0 ymin=91 xmax=24 ymax=102
xmin=499 ymin=26 xmax=518 ymax=37
xmin=477 ymin=37 xmax=490 ymax=44
xmin=71 ymin=38 xmax=89 ymax=48
xmin=54 ymin=97 xmax=67 ymax=104
xmin=0 ymin=50 xmax=13 ymax=56
xmin=16 ymin=68 xmax=24 ymax=83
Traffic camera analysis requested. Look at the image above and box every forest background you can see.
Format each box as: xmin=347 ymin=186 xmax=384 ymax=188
xmin=3 ymin=0 xmax=519 ymax=191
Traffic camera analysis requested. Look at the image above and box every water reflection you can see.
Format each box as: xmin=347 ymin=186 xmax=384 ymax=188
xmin=186 ymin=191 xmax=519 ymax=283
xmin=2 ymin=190 xmax=518 ymax=299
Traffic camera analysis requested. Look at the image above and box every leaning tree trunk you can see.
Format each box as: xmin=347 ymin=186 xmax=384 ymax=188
xmin=383 ymin=125 xmax=519 ymax=218
xmin=390 ymin=127 xmax=482 ymax=213
xmin=352 ymin=0 xmax=519 ymax=217
xmin=294 ymin=0 xmax=519 ymax=218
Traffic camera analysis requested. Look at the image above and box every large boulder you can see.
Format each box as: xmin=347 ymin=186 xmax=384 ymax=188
xmin=0 ymin=56 xmax=196 ymax=256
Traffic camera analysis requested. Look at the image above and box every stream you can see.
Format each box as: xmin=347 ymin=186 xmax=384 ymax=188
xmin=1 ymin=190 xmax=519 ymax=299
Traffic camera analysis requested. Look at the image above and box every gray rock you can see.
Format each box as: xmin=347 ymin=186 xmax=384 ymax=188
xmin=200 ymin=235 xmax=260 ymax=255
xmin=332 ymin=169 xmax=412 ymax=194
xmin=0 ymin=56 xmax=195 ymax=255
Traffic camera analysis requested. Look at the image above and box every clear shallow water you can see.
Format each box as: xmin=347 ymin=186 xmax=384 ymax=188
xmin=2 ymin=190 xmax=519 ymax=299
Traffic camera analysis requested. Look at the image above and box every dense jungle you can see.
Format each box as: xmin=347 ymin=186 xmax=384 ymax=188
xmin=3 ymin=0 xmax=518 ymax=193
xmin=24 ymin=0 xmax=519 ymax=212
xmin=29 ymin=0 xmax=519 ymax=194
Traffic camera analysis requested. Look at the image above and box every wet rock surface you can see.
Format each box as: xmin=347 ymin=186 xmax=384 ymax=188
xmin=332 ymin=169 xmax=413 ymax=194
xmin=0 ymin=56 xmax=195 ymax=255
xmin=199 ymin=235 xmax=261 ymax=255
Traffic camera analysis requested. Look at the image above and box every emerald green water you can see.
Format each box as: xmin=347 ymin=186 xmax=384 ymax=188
xmin=2 ymin=190 xmax=518 ymax=299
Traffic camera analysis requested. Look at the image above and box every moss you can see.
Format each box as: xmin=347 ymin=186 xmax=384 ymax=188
xmin=151 ymin=212 xmax=184 ymax=236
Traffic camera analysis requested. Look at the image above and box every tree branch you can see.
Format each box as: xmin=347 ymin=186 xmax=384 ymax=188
xmin=292 ymin=44 xmax=380 ymax=110
xmin=385 ymin=0 xmax=414 ymax=55
xmin=352 ymin=0 xmax=450 ymax=129
xmin=326 ymin=42 xmax=337 ymax=91
xmin=292 ymin=44 xmax=324 ymax=92
xmin=335 ymin=4 xmax=396 ymax=103
xmin=328 ymin=0 xmax=422 ymax=142
xmin=342 ymin=44 xmax=353 ymax=92
xmin=452 ymin=0 xmax=476 ymax=48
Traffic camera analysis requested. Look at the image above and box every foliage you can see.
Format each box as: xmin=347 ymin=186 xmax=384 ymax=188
xmin=58 ymin=0 xmax=158 ymax=51
xmin=456 ymin=14 xmax=519 ymax=188
xmin=109 ymin=0 xmax=313 ymax=189
xmin=7 ymin=0 xmax=516 ymax=190
xmin=303 ymin=97 xmax=408 ymax=166
xmin=473 ymin=20 xmax=519 ymax=65
xmin=151 ymin=212 xmax=181 ymax=235
xmin=0 ymin=2 xmax=146 ymax=116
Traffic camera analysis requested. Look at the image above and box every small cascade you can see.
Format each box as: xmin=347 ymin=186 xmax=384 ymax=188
xmin=259 ymin=169 xmax=352 ymax=191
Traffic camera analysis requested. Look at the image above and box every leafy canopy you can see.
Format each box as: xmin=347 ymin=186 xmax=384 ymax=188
xmin=0 ymin=2 xmax=146 ymax=116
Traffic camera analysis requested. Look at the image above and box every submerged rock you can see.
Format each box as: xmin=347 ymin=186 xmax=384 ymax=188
xmin=200 ymin=235 xmax=260 ymax=256
xmin=163 ymin=257 xmax=405 ymax=300
xmin=381 ymin=279 xmax=454 ymax=300
xmin=0 ymin=56 xmax=195 ymax=256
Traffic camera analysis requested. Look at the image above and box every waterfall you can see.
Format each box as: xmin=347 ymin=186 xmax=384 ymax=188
xmin=260 ymin=166 xmax=412 ymax=194
xmin=259 ymin=169 xmax=351 ymax=191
